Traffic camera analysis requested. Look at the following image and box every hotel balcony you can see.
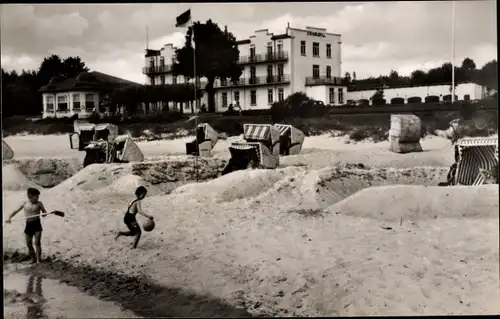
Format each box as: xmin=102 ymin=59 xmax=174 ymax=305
xmin=305 ymin=76 xmax=344 ymax=86
xmin=238 ymin=51 xmax=289 ymax=65
xmin=142 ymin=65 xmax=173 ymax=75
xmin=215 ymin=75 xmax=290 ymax=88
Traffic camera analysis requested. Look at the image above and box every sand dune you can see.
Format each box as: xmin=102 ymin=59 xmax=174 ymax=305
xmin=2 ymin=164 xmax=39 ymax=191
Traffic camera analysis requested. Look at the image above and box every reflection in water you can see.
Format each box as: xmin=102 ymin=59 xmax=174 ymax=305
xmin=25 ymin=275 xmax=47 ymax=319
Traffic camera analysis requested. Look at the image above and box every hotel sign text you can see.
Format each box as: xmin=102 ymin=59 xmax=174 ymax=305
xmin=307 ymin=31 xmax=326 ymax=37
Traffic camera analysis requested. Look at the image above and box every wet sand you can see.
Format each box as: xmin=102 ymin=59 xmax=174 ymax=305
xmin=4 ymin=253 xmax=253 ymax=318
xmin=4 ymin=264 xmax=138 ymax=318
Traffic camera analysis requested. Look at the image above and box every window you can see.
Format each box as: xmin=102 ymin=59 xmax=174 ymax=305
xmin=250 ymin=90 xmax=257 ymax=106
xmin=250 ymin=66 xmax=256 ymax=84
xmin=267 ymin=65 xmax=273 ymax=83
xmin=313 ymin=42 xmax=320 ymax=57
xmin=267 ymin=42 xmax=273 ymax=57
xmin=338 ymin=88 xmax=344 ymax=104
xmin=222 ymin=92 xmax=228 ymax=108
xmin=160 ymin=75 xmax=165 ymax=85
xmin=277 ymin=42 xmax=283 ymax=55
xmin=312 ymin=65 xmax=320 ymax=78
xmin=277 ymin=64 xmax=284 ymax=81
xmin=329 ymin=88 xmax=335 ymax=104
xmin=221 ymin=78 xmax=228 ymax=86
xmin=57 ymin=95 xmax=68 ymax=111
xmin=278 ymin=88 xmax=284 ymax=102
xmin=72 ymin=94 xmax=81 ymax=110
xmin=234 ymin=91 xmax=240 ymax=103
xmin=268 ymin=89 xmax=273 ymax=104
xmin=85 ymin=93 xmax=95 ymax=110
xmin=464 ymin=94 xmax=471 ymax=101
xmin=151 ymin=77 xmax=155 ymax=85
xmin=172 ymin=76 xmax=177 ymax=84
xmin=300 ymin=41 xmax=306 ymax=56
xmin=326 ymin=66 xmax=331 ymax=79
xmin=149 ymin=58 xmax=154 ymax=68
xmin=250 ymin=46 xmax=256 ymax=59
xmin=46 ymin=95 xmax=54 ymax=111
xmin=326 ymin=44 xmax=332 ymax=58
xmin=160 ymin=57 xmax=165 ymax=66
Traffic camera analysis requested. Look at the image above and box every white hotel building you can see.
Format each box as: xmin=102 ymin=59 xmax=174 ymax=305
xmin=143 ymin=26 xmax=347 ymax=113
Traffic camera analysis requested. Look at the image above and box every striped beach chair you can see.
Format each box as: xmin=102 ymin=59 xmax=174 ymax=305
xmin=2 ymin=139 xmax=14 ymax=160
xmin=222 ymin=124 xmax=280 ymax=175
xmin=274 ymin=124 xmax=305 ymax=156
xmin=454 ymin=137 xmax=498 ymax=186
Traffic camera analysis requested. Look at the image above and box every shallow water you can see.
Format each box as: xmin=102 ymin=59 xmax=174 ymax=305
xmin=3 ymin=263 xmax=139 ymax=319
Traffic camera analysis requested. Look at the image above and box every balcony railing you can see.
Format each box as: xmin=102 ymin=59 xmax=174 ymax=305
xmin=305 ymin=76 xmax=344 ymax=86
xmin=142 ymin=65 xmax=173 ymax=75
xmin=215 ymin=75 xmax=290 ymax=88
xmin=238 ymin=51 xmax=289 ymax=64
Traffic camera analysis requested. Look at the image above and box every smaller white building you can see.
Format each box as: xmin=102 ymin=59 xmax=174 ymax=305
xmin=39 ymin=71 xmax=142 ymax=119
xmin=347 ymin=82 xmax=494 ymax=105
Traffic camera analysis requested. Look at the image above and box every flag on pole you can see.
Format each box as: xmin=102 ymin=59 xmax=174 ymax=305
xmin=176 ymin=9 xmax=191 ymax=27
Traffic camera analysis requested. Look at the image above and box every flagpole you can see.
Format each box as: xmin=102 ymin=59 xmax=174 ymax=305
xmin=451 ymin=0 xmax=456 ymax=103
xmin=191 ymin=18 xmax=199 ymax=183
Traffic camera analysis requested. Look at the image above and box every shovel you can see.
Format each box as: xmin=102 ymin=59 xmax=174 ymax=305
xmin=8 ymin=210 xmax=66 ymax=222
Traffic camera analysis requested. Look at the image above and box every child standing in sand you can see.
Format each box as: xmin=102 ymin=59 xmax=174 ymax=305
xmin=6 ymin=188 xmax=47 ymax=264
xmin=115 ymin=186 xmax=154 ymax=249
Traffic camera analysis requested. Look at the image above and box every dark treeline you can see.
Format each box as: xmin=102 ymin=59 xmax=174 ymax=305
xmin=2 ymin=52 xmax=497 ymax=118
xmin=346 ymin=58 xmax=497 ymax=91
xmin=2 ymin=54 xmax=89 ymax=117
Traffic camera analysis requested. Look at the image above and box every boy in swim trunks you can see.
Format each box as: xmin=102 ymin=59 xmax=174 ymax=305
xmin=115 ymin=186 xmax=154 ymax=249
xmin=6 ymin=188 xmax=47 ymax=264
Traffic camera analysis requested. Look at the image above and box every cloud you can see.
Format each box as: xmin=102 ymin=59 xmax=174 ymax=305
xmin=1 ymin=2 xmax=497 ymax=83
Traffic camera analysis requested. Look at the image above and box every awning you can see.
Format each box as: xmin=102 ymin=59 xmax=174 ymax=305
xmin=243 ymin=124 xmax=271 ymax=141
xmin=229 ymin=143 xmax=259 ymax=151
xmin=274 ymin=124 xmax=291 ymax=135
xmin=457 ymin=137 xmax=498 ymax=147
xmin=95 ymin=123 xmax=113 ymax=131
xmin=78 ymin=123 xmax=96 ymax=131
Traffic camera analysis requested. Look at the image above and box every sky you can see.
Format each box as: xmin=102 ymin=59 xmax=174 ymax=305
xmin=1 ymin=1 xmax=497 ymax=84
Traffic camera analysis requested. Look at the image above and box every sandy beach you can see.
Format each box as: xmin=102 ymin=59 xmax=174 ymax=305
xmin=3 ymin=133 xmax=499 ymax=316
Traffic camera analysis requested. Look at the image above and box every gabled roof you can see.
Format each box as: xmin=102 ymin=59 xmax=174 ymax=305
xmin=39 ymin=71 xmax=142 ymax=93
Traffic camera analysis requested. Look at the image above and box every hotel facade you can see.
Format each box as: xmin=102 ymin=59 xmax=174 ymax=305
xmin=143 ymin=25 xmax=347 ymax=113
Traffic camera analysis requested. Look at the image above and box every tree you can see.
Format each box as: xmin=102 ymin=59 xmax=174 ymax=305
xmin=410 ymin=69 xmax=426 ymax=86
xmin=352 ymin=72 xmax=357 ymax=82
xmin=344 ymin=72 xmax=352 ymax=85
xmin=62 ymin=56 xmax=89 ymax=79
xmin=476 ymin=60 xmax=497 ymax=90
xmin=37 ymin=55 xmax=65 ymax=87
xmin=388 ymin=70 xmax=399 ymax=86
xmin=461 ymin=57 xmax=476 ymax=73
xmin=371 ymin=87 xmax=384 ymax=101
xmin=174 ymin=20 xmax=242 ymax=113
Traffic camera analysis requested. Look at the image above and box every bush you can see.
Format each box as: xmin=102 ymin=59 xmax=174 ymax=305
xmin=459 ymin=102 xmax=476 ymax=120
xmin=270 ymin=100 xmax=287 ymax=122
xmin=442 ymin=94 xmax=458 ymax=102
xmin=372 ymin=98 xmax=386 ymax=106
xmin=391 ymin=97 xmax=405 ymax=105
xmin=348 ymin=126 xmax=388 ymax=142
xmin=348 ymin=127 xmax=370 ymax=141
xmin=407 ymin=96 xmax=422 ymax=103
xmin=425 ymin=95 xmax=440 ymax=103
xmin=270 ymin=92 xmax=329 ymax=120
